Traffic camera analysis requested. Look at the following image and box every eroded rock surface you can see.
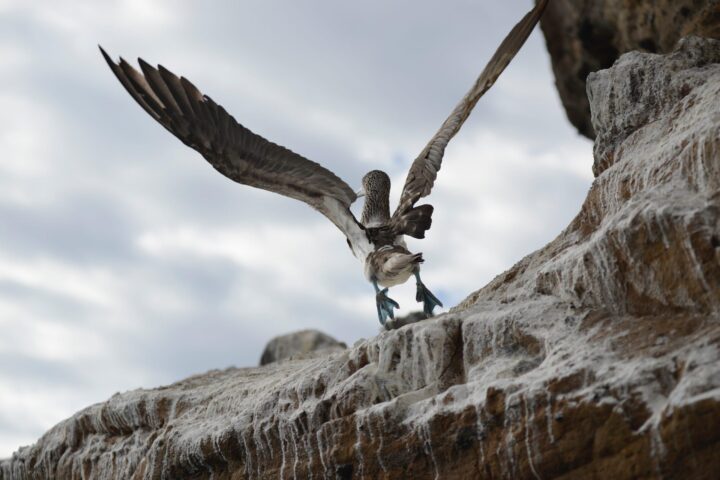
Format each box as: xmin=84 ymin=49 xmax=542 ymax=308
xmin=2 ymin=38 xmax=720 ymax=480
xmin=539 ymin=0 xmax=720 ymax=138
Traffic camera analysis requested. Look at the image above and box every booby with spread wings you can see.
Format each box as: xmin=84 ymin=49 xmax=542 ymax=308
xmin=101 ymin=0 xmax=549 ymax=327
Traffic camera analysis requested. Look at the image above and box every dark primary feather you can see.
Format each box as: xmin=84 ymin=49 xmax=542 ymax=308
xmin=99 ymin=47 xmax=357 ymax=214
xmin=392 ymin=0 xmax=550 ymax=220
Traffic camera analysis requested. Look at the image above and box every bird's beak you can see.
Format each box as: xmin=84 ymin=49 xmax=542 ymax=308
xmin=355 ymin=187 xmax=366 ymax=198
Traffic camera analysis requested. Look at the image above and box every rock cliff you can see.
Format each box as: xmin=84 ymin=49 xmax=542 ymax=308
xmin=538 ymin=0 xmax=720 ymax=138
xmin=2 ymin=37 xmax=720 ymax=480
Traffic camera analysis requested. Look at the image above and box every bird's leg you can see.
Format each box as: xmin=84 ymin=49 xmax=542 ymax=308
xmin=414 ymin=270 xmax=443 ymax=316
xmin=373 ymin=279 xmax=399 ymax=326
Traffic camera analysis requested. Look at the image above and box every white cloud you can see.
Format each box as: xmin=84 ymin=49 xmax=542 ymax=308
xmin=0 ymin=94 xmax=63 ymax=206
xmin=0 ymin=254 xmax=118 ymax=307
xmin=0 ymin=43 xmax=29 ymax=75
xmin=136 ymin=221 xmax=354 ymax=284
xmin=15 ymin=0 xmax=180 ymax=41
xmin=5 ymin=319 xmax=108 ymax=362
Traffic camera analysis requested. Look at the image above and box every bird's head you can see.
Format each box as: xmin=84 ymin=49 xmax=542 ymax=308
xmin=356 ymin=170 xmax=391 ymax=199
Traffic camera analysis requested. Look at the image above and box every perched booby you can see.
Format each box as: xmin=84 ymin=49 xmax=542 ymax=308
xmin=100 ymin=0 xmax=549 ymax=326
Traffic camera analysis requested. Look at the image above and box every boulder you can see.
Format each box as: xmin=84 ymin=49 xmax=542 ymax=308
xmin=259 ymin=330 xmax=346 ymax=366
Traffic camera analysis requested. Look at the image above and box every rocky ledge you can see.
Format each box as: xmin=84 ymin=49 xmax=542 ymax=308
xmin=3 ymin=37 xmax=720 ymax=480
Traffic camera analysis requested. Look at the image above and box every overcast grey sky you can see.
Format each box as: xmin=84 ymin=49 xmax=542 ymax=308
xmin=0 ymin=0 xmax=592 ymax=457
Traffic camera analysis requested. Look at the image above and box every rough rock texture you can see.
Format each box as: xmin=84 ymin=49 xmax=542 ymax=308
xmin=259 ymin=330 xmax=346 ymax=366
xmin=539 ymin=0 xmax=720 ymax=138
xmin=3 ymin=38 xmax=720 ymax=480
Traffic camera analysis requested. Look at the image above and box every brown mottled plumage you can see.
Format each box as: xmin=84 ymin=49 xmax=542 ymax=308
xmin=359 ymin=170 xmax=391 ymax=228
xmin=99 ymin=0 xmax=549 ymax=325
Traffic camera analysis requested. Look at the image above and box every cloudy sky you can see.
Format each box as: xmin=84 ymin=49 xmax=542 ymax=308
xmin=0 ymin=0 xmax=592 ymax=457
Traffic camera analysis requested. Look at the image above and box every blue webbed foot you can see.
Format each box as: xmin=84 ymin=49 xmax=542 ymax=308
xmin=373 ymin=281 xmax=399 ymax=326
xmin=414 ymin=272 xmax=443 ymax=316
xmin=376 ymin=288 xmax=399 ymax=326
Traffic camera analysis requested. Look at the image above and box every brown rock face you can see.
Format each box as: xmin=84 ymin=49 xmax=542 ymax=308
xmin=3 ymin=38 xmax=720 ymax=480
xmin=539 ymin=0 xmax=720 ymax=139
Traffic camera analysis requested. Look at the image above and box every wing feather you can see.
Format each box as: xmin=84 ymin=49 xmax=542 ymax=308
xmin=100 ymin=47 xmax=365 ymax=247
xmin=392 ymin=0 xmax=549 ymax=219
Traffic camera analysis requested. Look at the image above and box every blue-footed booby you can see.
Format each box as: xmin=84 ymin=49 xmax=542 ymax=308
xmin=100 ymin=0 xmax=549 ymax=327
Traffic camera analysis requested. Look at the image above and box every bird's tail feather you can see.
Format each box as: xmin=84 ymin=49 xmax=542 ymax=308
xmin=410 ymin=252 xmax=424 ymax=264
xmin=385 ymin=252 xmax=424 ymax=277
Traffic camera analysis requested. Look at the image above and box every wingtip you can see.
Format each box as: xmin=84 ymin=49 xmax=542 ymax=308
xmin=98 ymin=45 xmax=113 ymax=64
xmin=157 ymin=64 xmax=177 ymax=82
xmin=137 ymin=57 xmax=156 ymax=75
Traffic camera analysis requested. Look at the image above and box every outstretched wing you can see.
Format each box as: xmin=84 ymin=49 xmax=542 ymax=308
xmin=100 ymin=47 xmax=369 ymax=254
xmin=392 ymin=0 xmax=549 ymax=219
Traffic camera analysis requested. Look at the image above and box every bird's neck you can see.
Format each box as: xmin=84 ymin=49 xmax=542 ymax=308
xmin=361 ymin=191 xmax=391 ymax=227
